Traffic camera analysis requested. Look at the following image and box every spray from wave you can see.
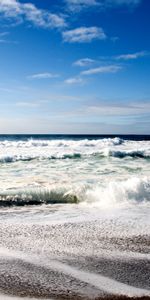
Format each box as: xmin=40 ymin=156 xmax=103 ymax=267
xmin=0 ymin=177 xmax=149 ymax=208
xmin=85 ymin=177 xmax=150 ymax=207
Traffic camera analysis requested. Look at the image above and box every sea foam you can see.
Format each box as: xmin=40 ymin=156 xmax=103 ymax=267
xmin=0 ymin=137 xmax=149 ymax=163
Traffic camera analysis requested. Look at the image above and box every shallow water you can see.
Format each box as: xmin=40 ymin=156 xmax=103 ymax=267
xmin=0 ymin=135 xmax=150 ymax=299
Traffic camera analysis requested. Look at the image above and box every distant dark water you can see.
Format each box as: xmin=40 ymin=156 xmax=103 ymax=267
xmin=0 ymin=134 xmax=150 ymax=141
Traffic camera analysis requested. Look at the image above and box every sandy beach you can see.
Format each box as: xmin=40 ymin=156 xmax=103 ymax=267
xmin=0 ymin=204 xmax=150 ymax=300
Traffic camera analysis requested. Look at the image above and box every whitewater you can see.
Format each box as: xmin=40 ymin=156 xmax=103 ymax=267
xmin=0 ymin=135 xmax=150 ymax=300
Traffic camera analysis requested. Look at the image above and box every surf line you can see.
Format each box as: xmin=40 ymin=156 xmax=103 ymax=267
xmin=0 ymin=248 xmax=150 ymax=298
xmin=0 ymin=295 xmax=53 ymax=300
xmin=48 ymin=260 xmax=150 ymax=297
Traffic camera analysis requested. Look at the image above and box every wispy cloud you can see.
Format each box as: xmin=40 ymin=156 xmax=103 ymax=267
xmin=0 ymin=0 xmax=66 ymax=29
xmin=0 ymin=38 xmax=18 ymax=44
xmin=65 ymin=0 xmax=99 ymax=11
xmin=0 ymin=87 xmax=14 ymax=93
xmin=0 ymin=39 xmax=8 ymax=43
xmin=28 ymin=73 xmax=60 ymax=80
xmin=15 ymin=101 xmax=40 ymax=108
xmin=81 ymin=65 xmax=122 ymax=75
xmin=64 ymin=77 xmax=85 ymax=84
xmin=23 ymin=3 xmax=66 ymax=29
xmin=116 ymin=51 xmax=148 ymax=60
xmin=0 ymin=31 xmax=9 ymax=37
xmin=84 ymin=100 xmax=150 ymax=116
xmin=105 ymin=0 xmax=141 ymax=7
xmin=111 ymin=36 xmax=119 ymax=42
xmin=73 ymin=58 xmax=96 ymax=67
xmin=65 ymin=0 xmax=142 ymax=11
xmin=63 ymin=26 xmax=106 ymax=43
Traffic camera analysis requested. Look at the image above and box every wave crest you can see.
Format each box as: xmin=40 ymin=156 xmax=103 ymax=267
xmin=0 ymin=137 xmax=150 ymax=163
xmin=0 ymin=137 xmax=123 ymax=148
xmin=0 ymin=190 xmax=79 ymax=207
xmin=0 ymin=149 xmax=149 ymax=163
xmin=0 ymin=177 xmax=150 ymax=208
xmin=100 ymin=148 xmax=150 ymax=158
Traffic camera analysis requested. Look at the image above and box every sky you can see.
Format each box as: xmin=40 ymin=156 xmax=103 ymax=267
xmin=0 ymin=0 xmax=150 ymax=134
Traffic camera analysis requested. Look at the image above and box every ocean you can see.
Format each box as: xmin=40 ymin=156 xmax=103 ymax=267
xmin=0 ymin=134 xmax=150 ymax=300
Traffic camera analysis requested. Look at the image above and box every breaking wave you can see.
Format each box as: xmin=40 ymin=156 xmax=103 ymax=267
xmin=0 ymin=149 xmax=149 ymax=163
xmin=0 ymin=153 xmax=81 ymax=163
xmin=0 ymin=137 xmax=123 ymax=148
xmin=0 ymin=137 xmax=150 ymax=163
xmin=0 ymin=177 xmax=149 ymax=208
xmin=99 ymin=148 xmax=150 ymax=158
xmin=0 ymin=190 xmax=79 ymax=207
xmin=85 ymin=177 xmax=150 ymax=207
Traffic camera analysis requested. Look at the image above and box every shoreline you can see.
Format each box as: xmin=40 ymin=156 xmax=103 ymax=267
xmin=0 ymin=293 xmax=150 ymax=300
xmin=0 ymin=238 xmax=149 ymax=300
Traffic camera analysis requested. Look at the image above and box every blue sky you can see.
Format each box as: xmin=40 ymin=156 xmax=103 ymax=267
xmin=0 ymin=0 xmax=150 ymax=134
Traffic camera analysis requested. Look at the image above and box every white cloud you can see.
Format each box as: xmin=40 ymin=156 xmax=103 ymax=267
xmin=63 ymin=26 xmax=106 ymax=43
xmin=23 ymin=3 xmax=66 ymax=29
xmin=0 ymin=0 xmax=66 ymax=29
xmin=81 ymin=65 xmax=122 ymax=75
xmin=116 ymin=51 xmax=148 ymax=60
xmin=28 ymin=73 xmax=59 ymax=79
xmin=0 ymin=0 xmax=21 ymax=16
xmin=65 ymin=77 xmax=84 ymax=84
xmin=73 ymin=58 xmax=96 ymax=67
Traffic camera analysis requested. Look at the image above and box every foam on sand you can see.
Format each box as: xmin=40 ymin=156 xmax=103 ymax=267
xmin=0 ymin=295 xmax=52 ymax=300
xmin=0 ymin=248 xmax=150 ymax=298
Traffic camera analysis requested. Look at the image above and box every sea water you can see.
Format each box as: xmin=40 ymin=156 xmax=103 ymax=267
xmin=0 ymin=135 xmax=150 ymax=299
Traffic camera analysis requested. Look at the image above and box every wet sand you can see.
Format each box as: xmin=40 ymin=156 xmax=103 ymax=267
xmin=0 ymin=206 xmax=150 ymax=300
xmin=0 ymin=294 xmax=150 ymax=300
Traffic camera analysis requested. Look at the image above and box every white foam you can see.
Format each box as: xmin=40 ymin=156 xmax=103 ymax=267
xmin=0 ymin=137 xmax=150 ymax=209
xmin=84 ymin=177 xmax=150 ymax=207
xmin=0 ymin=137 xmax=123 ymax=148
xmin=0 ymin=137 xmax=149 ymax=162
xmin=0 ymin=176 xmax=150 ymax=208
xmin=0 ymin=295 xmax=52 ymax=300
